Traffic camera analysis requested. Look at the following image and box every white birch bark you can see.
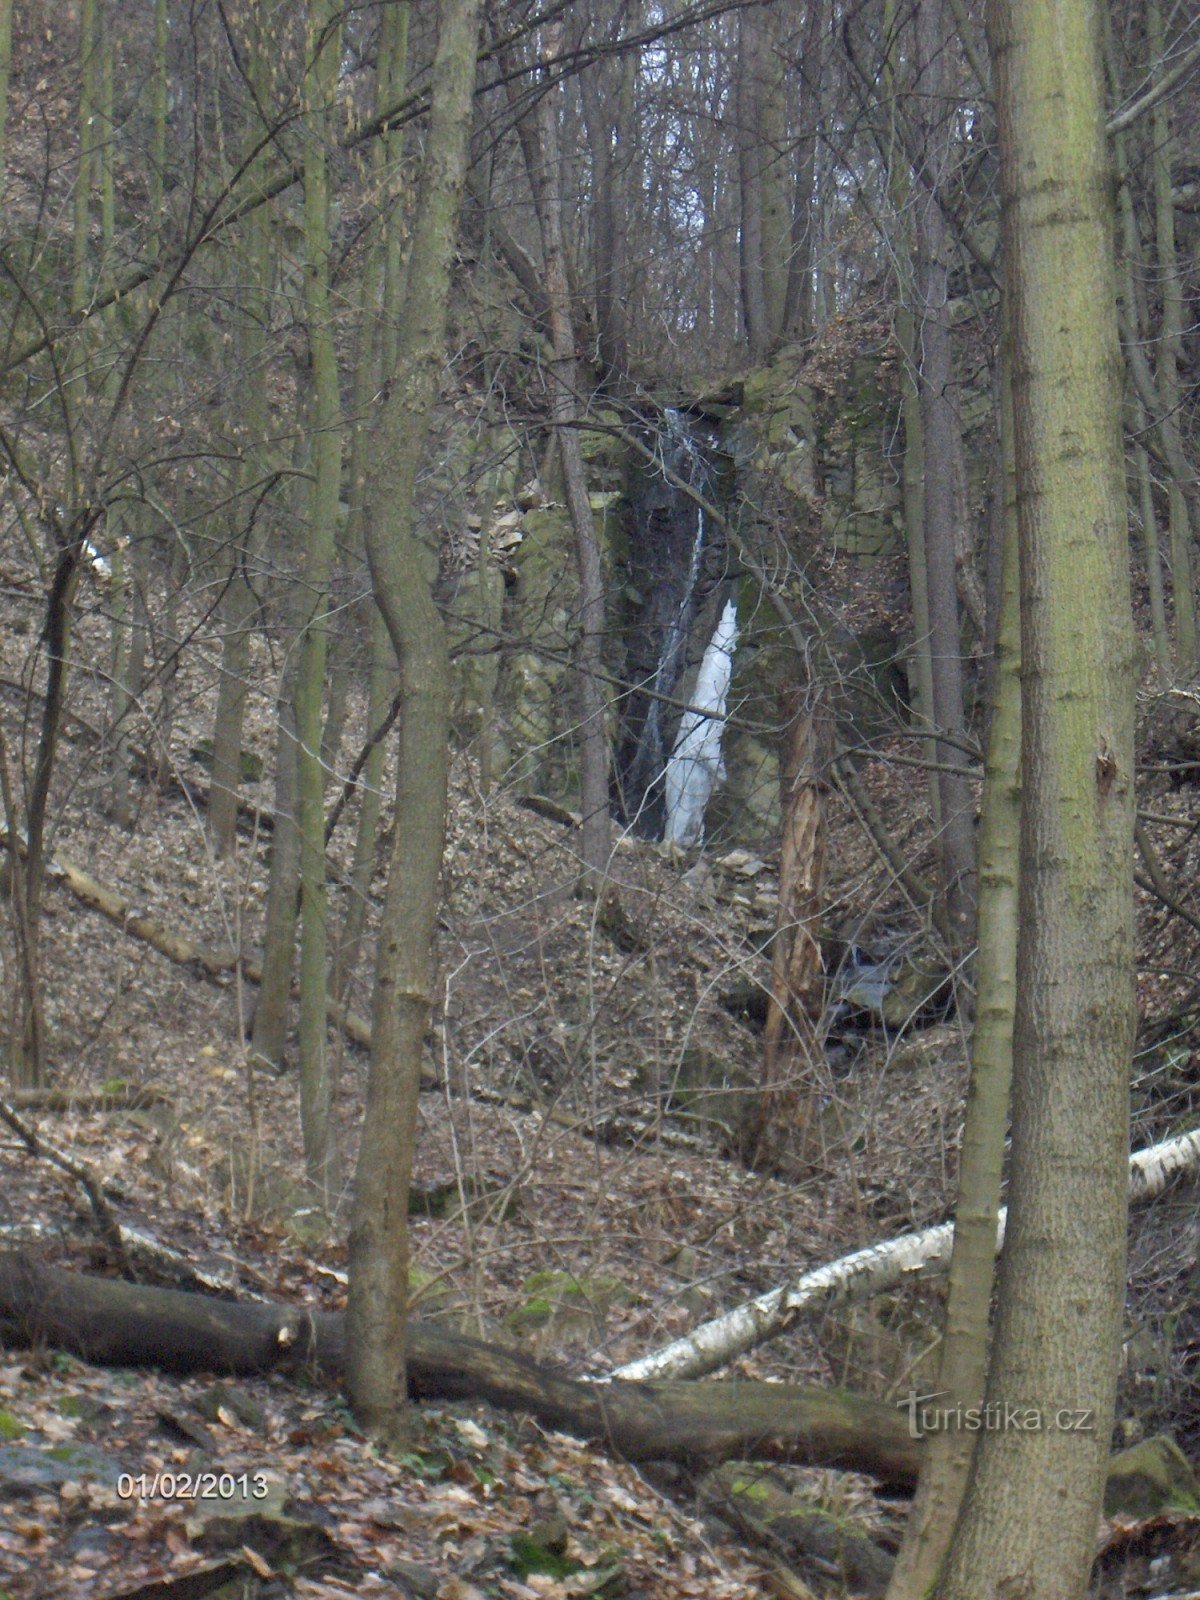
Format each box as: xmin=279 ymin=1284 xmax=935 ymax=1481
xmin=613 ymin=1128 xmax=1200 ymax=1382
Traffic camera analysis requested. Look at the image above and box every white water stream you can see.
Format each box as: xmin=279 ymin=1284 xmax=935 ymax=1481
xmin=662 ymin=597 xmax=739 ymax=847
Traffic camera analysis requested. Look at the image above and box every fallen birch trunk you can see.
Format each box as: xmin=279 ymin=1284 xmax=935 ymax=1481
xmin=614 ymin=1127 xmax=1200 ymax=1382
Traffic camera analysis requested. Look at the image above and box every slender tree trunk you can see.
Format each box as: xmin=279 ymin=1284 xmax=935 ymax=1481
xmin=913 ymin=0 xmax=976 ymax=947
xmin=331 ymin=608 xmax=393 ymax=1005
xmin=933 ymin=2 xmax=1135 ymax=1594
xmin=885 ymin=313 xmax=1020 ymax=1600
xmin=1106 ymin=20 xmax=1200 ymax=674
xmin=207 ymin=20 xmax=275 ymax=858
xmin=345 ymin=0 xmax=483 ymax=1443
xmin=251 ymin=661 xmax=301 ymax=1070
xmin=293 ymin=0 xmax=344 ymax=1205
xmin=1111 ymin=119 xmax=1173 ymax=682
xmin=754 ymin=3 xmax=789 ymax=348
xmin=528 ymin=30 xmax=612 ymax=889
xmin=1147 ymin=0 xmax=1195 ymax=673
xmin=72 ymin=0 xmax=98 ymax=315
xmin=0 ymin=0 xmax=11 ymax=184
xmin=107 ymin=535 xmax=132 ymax=827
xmin=736 ymin=5 xmax=770 ymax=362
xmin=331 ymin=0 xmax=408 ymax=1007
xmin=883 ymin=0 xmax=938 ymax=827
xmin=1134 ymin=436 xmax=1172 ymax=683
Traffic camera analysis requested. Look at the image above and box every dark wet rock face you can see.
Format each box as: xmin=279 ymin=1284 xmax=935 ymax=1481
xmin=613 ymin=412 xmax=725 ymax=835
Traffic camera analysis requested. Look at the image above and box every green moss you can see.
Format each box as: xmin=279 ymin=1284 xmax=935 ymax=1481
xmin=189 ymin=738 xmax=264 ymax=782
xmin=508 ymin=1270 xmax=634 ymax=1332
xmin=1104 ymin=1436 xmax=1200 ymax=1518
xmin=0 ymin=1411 xmax=24 ymax=1441
xmin=509 ymin=1532 xmax=582 ymax=1580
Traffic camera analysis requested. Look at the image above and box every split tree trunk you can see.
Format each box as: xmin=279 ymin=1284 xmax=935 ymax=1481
xmin=346 ymin=0 xmax=483 ymax=1443
xmin=748 ymin=685 xmax=831 ymax=1171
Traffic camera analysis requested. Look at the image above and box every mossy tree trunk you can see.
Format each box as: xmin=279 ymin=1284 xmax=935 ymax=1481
xmin=933 ymin=2 xmax=1136 ymax=1595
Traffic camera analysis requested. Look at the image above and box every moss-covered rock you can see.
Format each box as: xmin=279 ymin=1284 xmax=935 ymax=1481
xmin=447 ymin=562 xmax=505 ymax=747
xmin=500 ymin=505 xmax=576 ymax=794
xmin=700 ymin=1463 xmax=893 ymax=1595
xmin=1104 ymin=1435 xmax=1200 ymax=1519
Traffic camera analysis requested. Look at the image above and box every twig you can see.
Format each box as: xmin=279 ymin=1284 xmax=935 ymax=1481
xmin=0 ymin=1098 xmax=133 ymax=1278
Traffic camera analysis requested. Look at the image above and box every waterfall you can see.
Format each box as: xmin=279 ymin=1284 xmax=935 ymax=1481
xmin=616 ymin=408 xmax=721 ymax=834
xmin=639 ymin=505 xmax=706 ymax=777
xmin=663 ymin=597 xmax=739 ymax=847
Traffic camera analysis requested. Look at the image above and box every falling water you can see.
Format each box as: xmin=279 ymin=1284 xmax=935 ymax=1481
xmin=639 ymin=504 xmax=706 ymax=779
xmin=663 ymin=596 xmax=739 ymax=847
xmin=616 ymin=409 xmax=719 ymax=833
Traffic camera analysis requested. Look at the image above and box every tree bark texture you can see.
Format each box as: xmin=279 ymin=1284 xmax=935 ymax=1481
xmin=934 ymin=1 xmax=1136 ymax=1594
xmin=748 ymin=685 xmax=831 ymax=1170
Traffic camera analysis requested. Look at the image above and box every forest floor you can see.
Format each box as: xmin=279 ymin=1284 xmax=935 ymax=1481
xmin=0 ymin=547 xmax=1199 ymax=1599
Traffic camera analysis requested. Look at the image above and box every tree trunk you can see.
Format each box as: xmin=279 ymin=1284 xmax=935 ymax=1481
xmin=579 ymin=25 xmax=636 ymax=391
xmin=293 ymin=0 xmax=344 ymax=1205
xmin=207 ymin=23 xmax=275 ymax=859
xmin=748 ymin=684 xmax=830 ymax=1171
xmin=331 ymin=0 xmax=408 ymax=1009
xmin=251 ymin=664 xmax=301 ymax=1071
xmin=1147 ymin=0 xmax=1195 ymax=674
xmin=0 ymin=1252 xmax=920 ymax=1486
xmin=885 ymin=309 xmax=1021 ymax=1600
xmin=528 ymin=29 xmax=612 ymax=889
xmin=913 ymin=0 xmax=976 ymax=947
xmin=1110 ymin=116 xmax=1173 ymax=683
xmin=933 ymin=2 xmax=1136 ymax=1595
xmin=0 ymin=0 xmax=11 ymax=182
xmin=345 ymin=0 xmax=483 ymax=1443
xmin=736 ymin=5 xmax=770 ymax=362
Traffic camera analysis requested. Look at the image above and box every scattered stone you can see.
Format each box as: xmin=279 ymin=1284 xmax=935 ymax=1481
xmin=715 ymin=849 xmax=767 ymax=878
xmin=0 ymin=1441 xmax=121 ymax=1496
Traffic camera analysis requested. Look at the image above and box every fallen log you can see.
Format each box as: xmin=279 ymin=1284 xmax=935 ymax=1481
xmin=0 ymin=831 xmax=373 ymax=1051
xmin=0 ymin=1252 xmax=920 ymax=1487
xmin=0 ymin=1252 xmax=1181 ymax=1526
xmin=7 ymin=1085 xmax=171 ymax=1113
